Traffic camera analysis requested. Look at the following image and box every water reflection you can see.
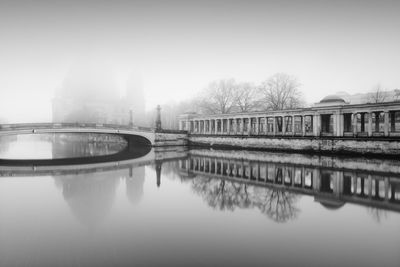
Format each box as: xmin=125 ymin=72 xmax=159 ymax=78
xmin=126 ymin=166 xmax=145 ymax=205
xmin=54 ymin=173 xmax=120 ymax=227
xmin=1 ymin=145 xmax=400 ymax=266
xmin=52 ymin=133 xmax=127 ymax=158
xmin=0 ymin=133 xmax=127 ymax=160
xmin=191 ymin=178 xmax=299 ymax=222
xmin=179 ymin=149 xmax=400 ymax=218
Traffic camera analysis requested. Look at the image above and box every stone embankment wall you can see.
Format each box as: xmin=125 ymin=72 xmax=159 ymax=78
xmin=154 ymin=132 xmax=188 ymax=147
xmin=188 ymin=135 xmax=400 ymax=156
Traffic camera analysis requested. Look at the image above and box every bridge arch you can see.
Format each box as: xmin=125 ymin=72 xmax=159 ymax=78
xmin=0 ymin=123 xmax=156 ymax=146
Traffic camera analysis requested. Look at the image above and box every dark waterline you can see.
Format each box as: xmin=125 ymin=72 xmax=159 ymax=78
xmin=0 ymin=135 xmax=399 ymax=267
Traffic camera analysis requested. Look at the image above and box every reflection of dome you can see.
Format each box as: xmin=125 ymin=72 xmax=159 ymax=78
xmin=320 ymin=95 xmax=346 ymax=103
xmin=317 ymin=197 xmax=345 ymax=210
xmin=56 ymin=172 xmax=119 ymax=228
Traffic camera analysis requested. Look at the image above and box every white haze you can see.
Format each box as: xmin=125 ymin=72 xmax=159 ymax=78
xmin=0 ymin=0 xmax=400 ymax=123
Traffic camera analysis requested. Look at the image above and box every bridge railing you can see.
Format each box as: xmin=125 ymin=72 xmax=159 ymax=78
xmin=0 ymin=122 xmax=155 ymax=132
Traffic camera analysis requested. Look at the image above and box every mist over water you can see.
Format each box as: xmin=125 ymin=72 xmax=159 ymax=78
xmin=0 ymin=136 xmax=399 ymax=267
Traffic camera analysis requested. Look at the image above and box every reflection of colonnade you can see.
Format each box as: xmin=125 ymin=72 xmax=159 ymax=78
xmin=179 ymin=98 xmax=400 ymax=138
xmin=179 ymin=156 xmax=400 ymax=211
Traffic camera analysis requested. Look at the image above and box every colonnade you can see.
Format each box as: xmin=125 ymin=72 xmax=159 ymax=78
xmin=179 ymin=103 xmax=400 ymax=137
xmin=182 ymin=114 xmax=316 ymax=136
xmin=179 ymin=156 xmax=400 ymax=206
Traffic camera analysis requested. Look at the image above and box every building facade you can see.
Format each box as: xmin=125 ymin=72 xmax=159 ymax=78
xmin=179 ymin=95 xmax=400 ymax=138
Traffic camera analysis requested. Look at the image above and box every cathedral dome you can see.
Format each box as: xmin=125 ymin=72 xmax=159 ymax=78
xmin=319 ymin=95 xmax=346 ymax=104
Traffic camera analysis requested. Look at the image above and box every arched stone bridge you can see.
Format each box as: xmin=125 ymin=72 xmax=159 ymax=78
xmin=0 ymin=123 xmax=188 ymax=147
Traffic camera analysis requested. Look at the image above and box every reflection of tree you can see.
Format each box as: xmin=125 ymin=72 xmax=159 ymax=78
xmin=192 ymin=178 xmax=251 ymax=211
xmin=367 ymin=207 xmax=388 ymax=223
xmin=252 ymin=188 xmax=299 ymax=223
xmin=52 ymin=133 xmax=127 ymax=158
xmin=191 ymin=177 xmax=299 ymax=222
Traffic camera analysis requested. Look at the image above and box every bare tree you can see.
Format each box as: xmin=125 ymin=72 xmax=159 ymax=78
xmin=259 ymin=73 xmax=304 ymax=110
xmin=233 ymin=82 xmax=260 ymax=112
xmin=394 ymin=89 xmax=400 ymax=101
xmin=368 ymin=84 xmax=387 ymax=103
xmin=198 ymin=79 xmax=236 ymax=114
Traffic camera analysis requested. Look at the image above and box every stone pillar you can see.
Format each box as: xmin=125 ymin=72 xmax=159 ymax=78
xmin=292 ymin=115 xmax=295 ymax=135
xmin=313 ymin=115 xmax=318 ymax=136
xmin=384 ymin=111 xmax=389 ymax=136
xmin=282 ymin=117 xmax=286 ymax=135
xmin=255 ymin=117 xmax=259 ymax=135
xmin=247 ymin=117 xmax=251 ymax=135
xmin=240 ymin=118 xmax=244 ymax=134
xmin=302 ymin=116 xmax=306 ymax=136
xmin=337 ymin=113 xmax=344 ymax=137
xmin=227 ymin=119 xmax=231 ymax=135
xmin=264 ymin=117 xmax=268 ymax=134
xmin=368 ymin=112 xmax=373 ymax=136
xmin=332 ymin=113 xmax=337 ymax=136
xmin=352 ymin=113 xmax=358 ymax=136
xmin=273 ymin=117 xmax=277 ymax=135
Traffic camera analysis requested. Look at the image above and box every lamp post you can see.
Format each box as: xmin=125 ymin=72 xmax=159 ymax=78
xmin=156 ymin=105 xmax=162 ymax=131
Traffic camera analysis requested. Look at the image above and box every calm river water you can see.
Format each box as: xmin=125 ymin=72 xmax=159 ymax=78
xmin=0 ymin=134 xmax=399 ymax=267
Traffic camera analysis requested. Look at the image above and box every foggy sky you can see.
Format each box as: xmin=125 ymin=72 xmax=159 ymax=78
xmin=1 ymin=0 xmax=399 ymax=122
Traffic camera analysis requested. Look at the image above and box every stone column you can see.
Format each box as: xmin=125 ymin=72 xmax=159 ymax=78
xmin=282 ymin=117 xmax=286 ymax=135
xmin=240 ymin=118 xmax=244 ymax=134
xmin=247 ymin=117 xmax=251 ymax=135
xmin=368 ymin=112 xmax=373 ymax=137
xmin=227 ymin=119 xmax=231 ymax=135
xmin=255 ymin=117 xmax=259 ymax=135
xmin=384 ymin=111 xmax=389 ymax=136
xmin=302 ymin=116 xmax=306 ymax=136
xmin=337 ymin=113 xmax=344 ymax=137
xmin=264 ymin=117 xmax=268 ymax=134
xmin=273 ymin=117 xmax=277 ymax=135
xmin=313 ymin=114 xmax=320 ymax=137
xmin=292 ymin=115 xmax=295 ymax=135
xmin=333 ymin=113 xmax=337 ymax=136
xmin=352 ymin=113 xmax=358 ymax=136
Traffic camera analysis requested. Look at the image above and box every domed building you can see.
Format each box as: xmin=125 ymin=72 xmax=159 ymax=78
xmin=314 ymin=94 xmax=348 ymax=107
xmin=52 ymin=59 xmax=146 ymax=125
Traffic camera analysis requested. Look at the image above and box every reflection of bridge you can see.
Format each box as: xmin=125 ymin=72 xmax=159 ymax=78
xmin=0 ymin=148 xmax=187 ymax=178
xmin=0 ymin=123 xmax=187 ymax=147
xmin=178 ymin=150 xmax=400 ymax=212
